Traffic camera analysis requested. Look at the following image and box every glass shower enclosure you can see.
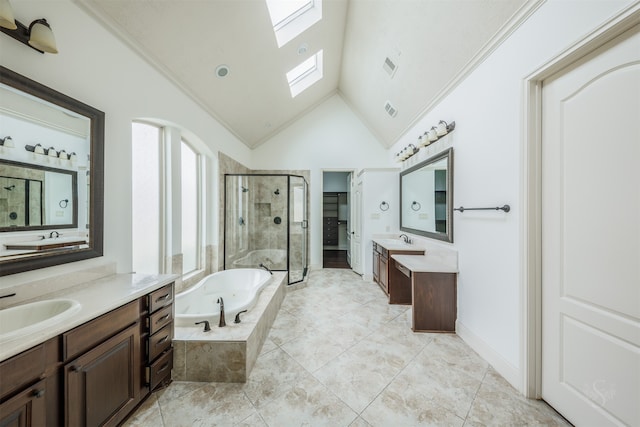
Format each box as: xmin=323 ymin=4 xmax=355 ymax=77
xmin=224 ymin=174 xmax=308 ymax=284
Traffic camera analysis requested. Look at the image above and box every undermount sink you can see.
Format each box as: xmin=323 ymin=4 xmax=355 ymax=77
xmin=0 ymin=298 xmax=81 ymax=341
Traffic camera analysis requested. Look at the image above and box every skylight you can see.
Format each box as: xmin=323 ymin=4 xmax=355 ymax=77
xmin=265 ymin=0 xmax=322 ymax=47
xmin=286 ymin=50 xmax=323 ymax=97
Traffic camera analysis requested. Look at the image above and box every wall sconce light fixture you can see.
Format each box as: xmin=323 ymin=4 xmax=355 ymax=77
xmin=411 ymin=201 xmax=421 ymax=211
xmin=0 ymin=0 xmax=58 ymax=54
xmin=380 ymin=201 xmax=389 ymax=211
xmin=0 ymin=136 xmax=15 ymax=148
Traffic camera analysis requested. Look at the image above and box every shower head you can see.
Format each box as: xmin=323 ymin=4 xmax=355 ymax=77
xmin=3 ymin=185 xmax=15 ymax=191
xmin=274 ymin=189 xmax=280 ymax=195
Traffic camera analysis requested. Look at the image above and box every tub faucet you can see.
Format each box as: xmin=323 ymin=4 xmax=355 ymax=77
xmin=234 ymin=310 xmax=248 ymax=324
xmin=259 ymin=263 xmax=273 ymax=275
xmin=399 ymin=233 xmax=412 ymax=244
xmin=217 ymin=298 xmax=226 ymax=327
xmin=49 ymin=231 xmax=60 ymax=239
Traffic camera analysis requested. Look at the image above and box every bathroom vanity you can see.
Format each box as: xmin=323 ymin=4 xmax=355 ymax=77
xmin=372 ymin=239 xmax=424 ymax=304
xmin=0 ymin=274 xmax=175 ymax=426
xmin=392 ymin=254 xmax=458 ymax=332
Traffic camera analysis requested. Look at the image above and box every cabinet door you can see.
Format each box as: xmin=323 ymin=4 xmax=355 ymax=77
xmin=379 ymin=256 xmax=388 ymax=293
xmin=65 ymin=323 xmax=141 ymax=427
xmin=372 ymin=249 xmax=380 ymax=283
xmin=0 ymin=380 xmax=46 ymax=427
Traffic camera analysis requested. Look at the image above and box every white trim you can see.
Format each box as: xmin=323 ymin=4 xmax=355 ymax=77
xmin=456 ymin=320 xmax=521 ymax=390
xmin=521 ymin=2 xmax=640 ymax=399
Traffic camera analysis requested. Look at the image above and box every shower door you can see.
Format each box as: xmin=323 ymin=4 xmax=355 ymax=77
xmin=288 ymin=176 xmax=307 ymax=283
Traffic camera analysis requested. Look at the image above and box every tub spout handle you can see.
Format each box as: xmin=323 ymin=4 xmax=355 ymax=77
xmin=217 ymin=298 xmax=226 ymax=327
xmin=234 ymin=310 xmax=248 ymax=324
xmin=259 ymin=263 xmax=273 ymax=275
xmin=195 ymin=320 xmax=211 ymax=332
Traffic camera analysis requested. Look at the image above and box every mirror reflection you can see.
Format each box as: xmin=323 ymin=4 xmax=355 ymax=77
xmin=400 ymin=148 xmax=453 ymax=242
xmin=0 ymin=160 xmax=77 ymax=230
xmin=0 ymin=66 xmax=104 ymax=275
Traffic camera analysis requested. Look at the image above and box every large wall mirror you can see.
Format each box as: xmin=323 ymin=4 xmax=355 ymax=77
xmin=0 ymin=66 xmax=104 ymax=276
xmin=400 ymin=148 xmax=453 ymax=242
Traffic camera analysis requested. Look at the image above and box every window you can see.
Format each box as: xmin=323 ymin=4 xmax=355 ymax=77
xmin=132 ymin=122 xmax=163 ymax=274
xmin=287 ymin=50 xmax=323 ymax=97
xmin=181 ymin=140 xmax=200 ymax=275
xmin=132 ymin=123 xmax=205 ymax=279
xmin=265 ymin=0 xmax=322 ymax=47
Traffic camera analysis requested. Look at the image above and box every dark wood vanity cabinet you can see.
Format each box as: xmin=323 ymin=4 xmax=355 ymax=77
xmin=412 ymin=272 xmax=457 ymax=332
xmin=65 ymin=323 xmax=141 ymax=426
xmin=145 ymin=283 xmax=174 ymax=391
xmin=393 ymin=262 xmax=457 ymax=332
xmin=0 ymin=282 xmax=174 ymax=427
xmin=373 ymin=241 xmax=423 ymax=303
xmin=0 ymin=342 xmax=51 ymax=427
xmin=63 ymin=299 xmax=143 ymax=427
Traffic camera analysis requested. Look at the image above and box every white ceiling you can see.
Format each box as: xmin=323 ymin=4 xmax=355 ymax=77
xmin=80 ymin=0 xmax=528 ymax=149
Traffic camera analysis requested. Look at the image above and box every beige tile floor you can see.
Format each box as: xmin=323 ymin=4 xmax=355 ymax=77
xmin=125 ymin=268 xmax=570 ymax=427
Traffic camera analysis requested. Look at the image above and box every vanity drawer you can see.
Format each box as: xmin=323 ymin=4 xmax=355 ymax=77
xmin=0 ymin=344 xmax=45 ymax=400
xmin=63 ymin=299 xmax=141 ymax=360
xmin=147 ymin=348 xmax=173 ymax=391
xmin=149 ymin=304 xmax=173 ymax=335
xmin=395 ymin=261 xmax=411 ymax=278
xmin=149 ymin=284 xmax=174 ymax=313
xmin=148 ymin=323 xmax=173 ymax=361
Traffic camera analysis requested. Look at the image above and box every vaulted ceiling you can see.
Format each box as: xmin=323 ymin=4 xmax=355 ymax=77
xmin=80 ymin=0 xmax=528 ymax=149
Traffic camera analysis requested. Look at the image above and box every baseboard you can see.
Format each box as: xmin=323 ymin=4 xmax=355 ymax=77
xmin=456 ymin=320 xmax=522 ymax=393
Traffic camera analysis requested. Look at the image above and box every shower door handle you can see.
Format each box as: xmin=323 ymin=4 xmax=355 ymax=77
xmin=301 ymin=220 xmax=308 ymax=228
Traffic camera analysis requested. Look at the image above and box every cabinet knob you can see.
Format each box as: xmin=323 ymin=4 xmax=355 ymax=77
xmin=70 ymin=365 xmax=82 ymax=372
xmin=32 ymin=389 xmax=45 ymax=398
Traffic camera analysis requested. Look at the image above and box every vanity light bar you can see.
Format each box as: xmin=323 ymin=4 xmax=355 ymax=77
xmin=396 ymin=120 xmax=455 ymax=163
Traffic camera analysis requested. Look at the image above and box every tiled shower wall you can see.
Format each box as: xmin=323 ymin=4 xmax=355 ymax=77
xmin=217 ymin=152 xmax=310 ymax=276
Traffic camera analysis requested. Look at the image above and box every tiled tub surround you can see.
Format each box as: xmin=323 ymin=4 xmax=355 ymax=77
xmin=125 ymin=269 xmax=569 ymax=427
xmin=0 ymin=272 xmax=178 ymax=361
xmin=172 ymin=272 xmax=287 ymax=383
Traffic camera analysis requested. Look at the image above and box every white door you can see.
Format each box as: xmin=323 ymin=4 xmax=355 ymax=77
xmin=350 ymin=179 xmax=363 ymax=274
xmin=541 ymin=24 xmax=640 ymax=426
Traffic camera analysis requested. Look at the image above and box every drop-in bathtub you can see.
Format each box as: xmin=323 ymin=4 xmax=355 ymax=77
xmin=231 ymin=249 xmax=287 ymax=269
xmin=174 ymin=268 xmax=272 ymax=327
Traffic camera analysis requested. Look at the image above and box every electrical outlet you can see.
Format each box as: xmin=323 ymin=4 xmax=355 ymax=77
xmin=419 ymin=213 xmax=429 ymax=219
xmin=371 ymin=213 xmax=380 ymax=219
xmin=56 ymin=211 xmax=64 ymax=217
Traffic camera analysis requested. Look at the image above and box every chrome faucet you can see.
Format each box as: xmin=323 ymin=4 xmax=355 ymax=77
xmin=49 ymin=231 xmax=60 ymax=238
xmin=259 ymin=263 xmax=273 ymax=275
xmin=399 ymin=233 xmax=412 ymax=244
xmin=217 ymin=298 xmax=226 ymax=327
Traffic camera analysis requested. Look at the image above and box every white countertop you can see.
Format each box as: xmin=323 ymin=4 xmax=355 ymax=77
xmin=373 ymin=238 xmax=426 ymax=251
xmin=391 ymin=253 xmax=458 ymax=273
xmin=0 ymin=273 xmax=177 ymax=361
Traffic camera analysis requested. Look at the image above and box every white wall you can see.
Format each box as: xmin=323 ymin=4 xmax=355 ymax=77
xmin=323 ymin=171 xmax=350 ymax=192
xmin=358 ymin=169 xmax=400 ymax=280
xmin=251 ymin=94 xmax=389 ymax=267
xmin=390 ymin=0 xmax=635 ymax=389
xmin=0 ymin=0 xmax=250 ymax=287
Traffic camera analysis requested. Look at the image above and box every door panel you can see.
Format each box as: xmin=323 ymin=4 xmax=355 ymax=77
xmin=541 ymin=24 xmax=640 ymax=426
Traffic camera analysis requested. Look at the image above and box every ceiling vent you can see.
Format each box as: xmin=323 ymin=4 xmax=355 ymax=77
xmin=384 ymin=100 xmax=398 ymax=118
xmin=383 ymin=56 xmax=397 ymax=78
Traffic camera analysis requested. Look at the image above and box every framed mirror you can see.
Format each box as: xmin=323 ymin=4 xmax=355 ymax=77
xmin=0 ymin=160 xmax=78 ymax=231
xmin=0 ymin=66 xmax=104 ymax=276
xmin=400 ymin=147 xmax=453 ymax=242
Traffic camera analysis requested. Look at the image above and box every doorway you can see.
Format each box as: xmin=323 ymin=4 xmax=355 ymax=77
xmin=524 ymin=12 xmax=639 ymax=426
xmin=322 ymin=171 xmax=352 ymax=269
